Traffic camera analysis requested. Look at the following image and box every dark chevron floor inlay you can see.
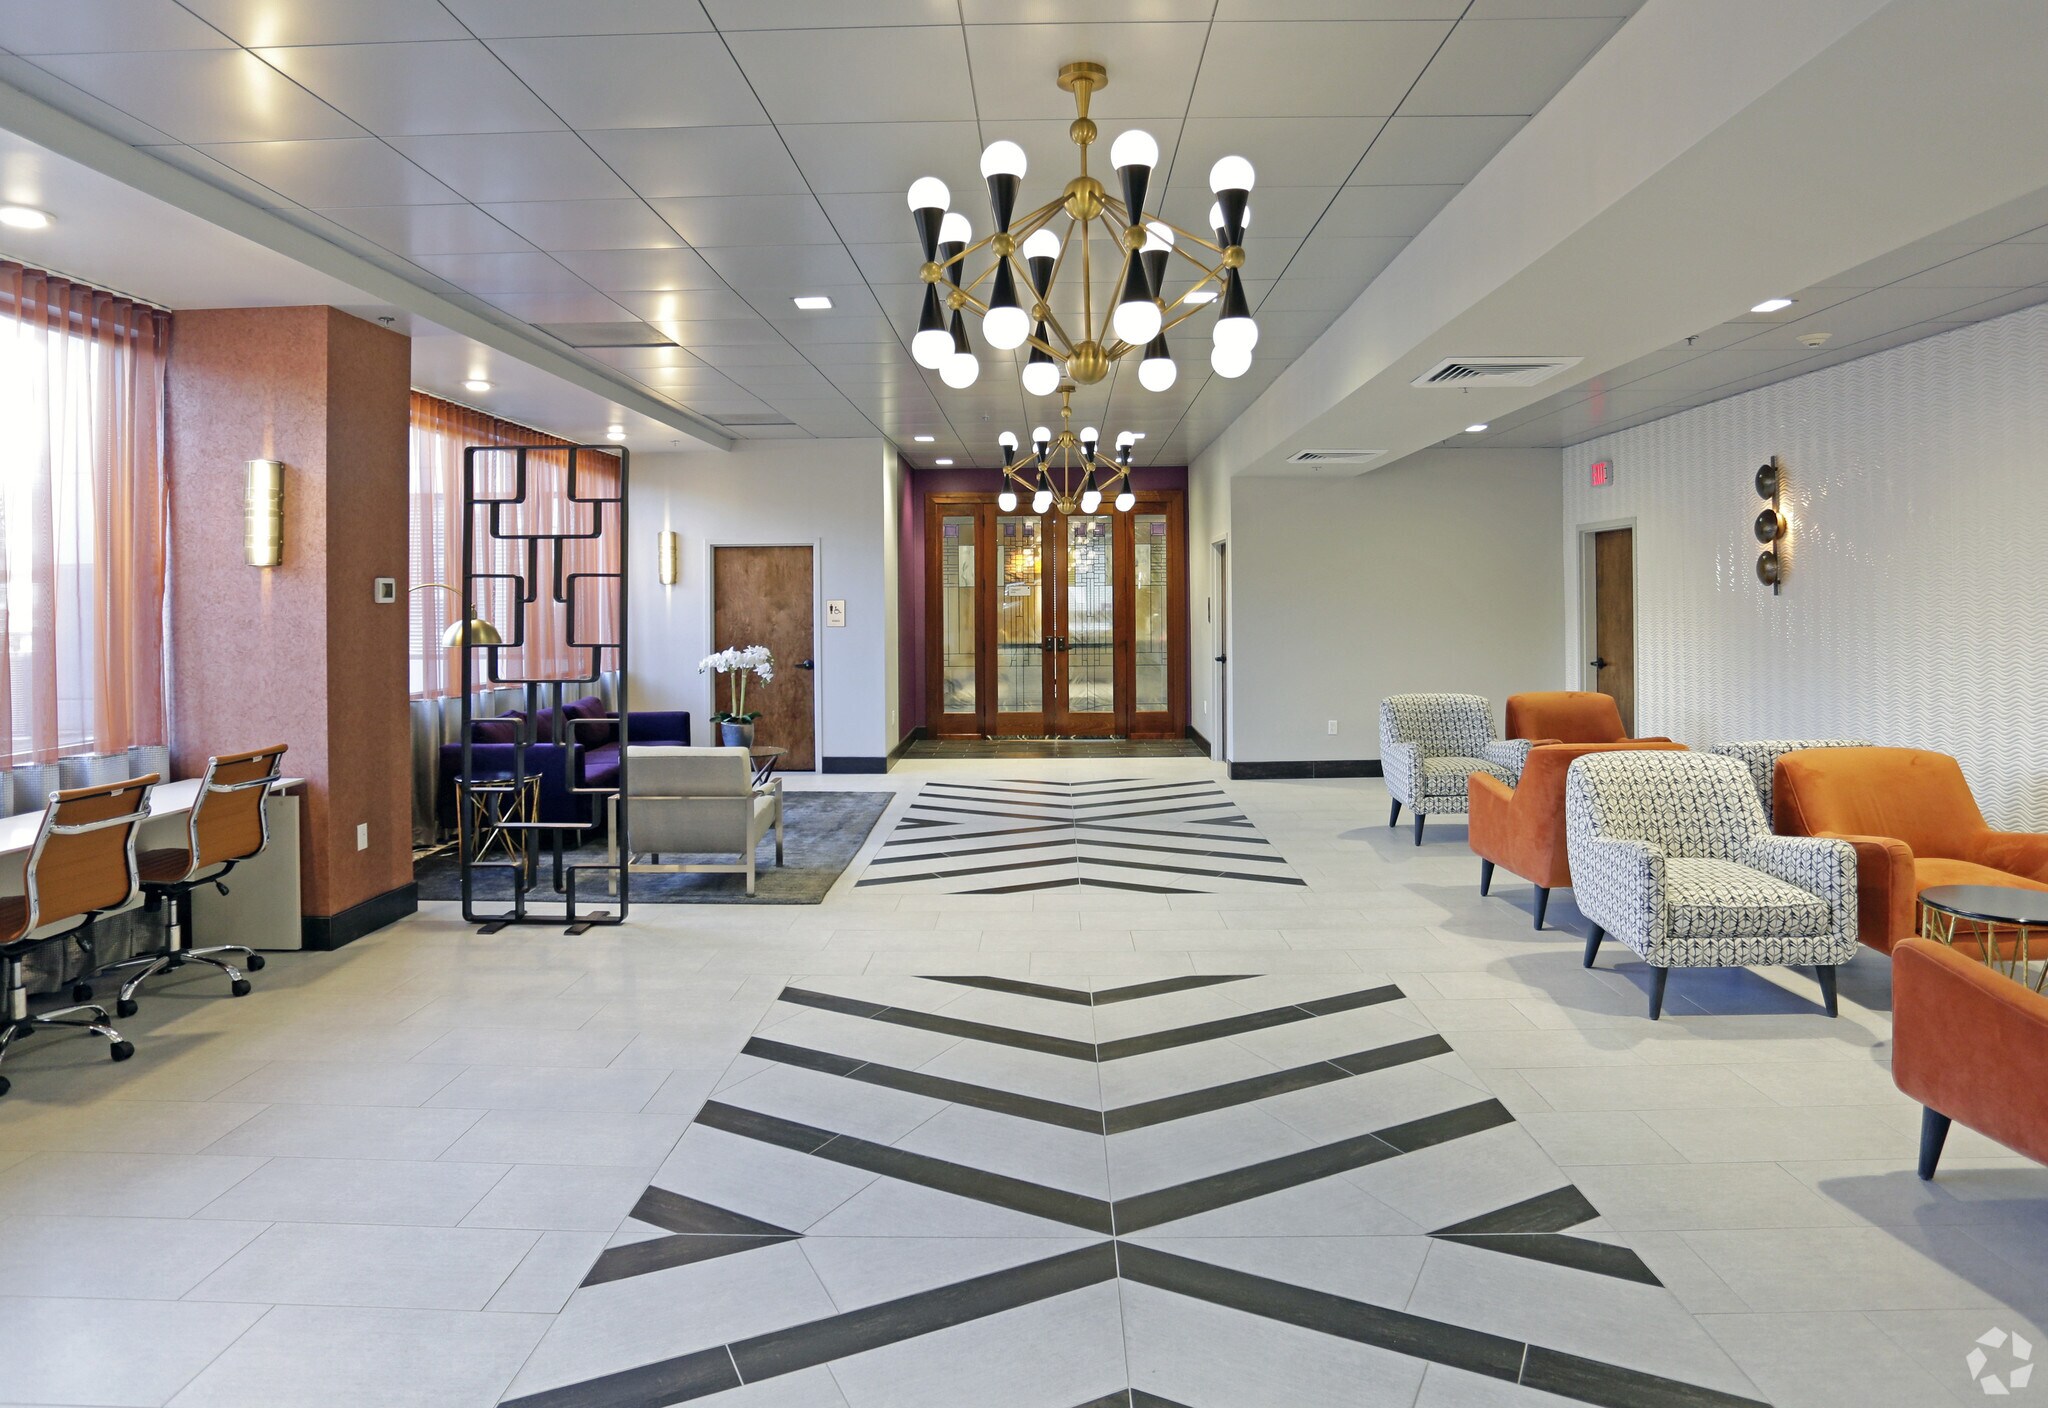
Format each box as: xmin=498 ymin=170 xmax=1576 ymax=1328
xmin=853 ymin=777 xmax=1307 ymax=893
xmin=498 ymin=973 xmax=1774 ymax=1408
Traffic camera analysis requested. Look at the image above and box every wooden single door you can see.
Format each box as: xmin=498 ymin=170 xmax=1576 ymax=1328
xmin=712 ymin=546 xmax=816 ymax=769
xmin=1591 ymin=527 xmax=1635 ymax=734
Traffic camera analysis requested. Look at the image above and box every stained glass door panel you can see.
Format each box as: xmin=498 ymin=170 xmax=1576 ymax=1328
xmin=992 ymin=514 xmax=1048 ymax=733
xmin=1054 ymin=514 xmax=1116 ymax=735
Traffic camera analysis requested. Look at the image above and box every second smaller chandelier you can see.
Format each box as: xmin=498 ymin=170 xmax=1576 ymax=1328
xmin=908 ymin=60 xmax=1257 ymax=395
xmin=994 ymin=384 xmax=1137 ymax=516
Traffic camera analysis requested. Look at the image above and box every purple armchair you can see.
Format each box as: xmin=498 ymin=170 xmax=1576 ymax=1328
xmin=436 ymin=695 xmax=689 ymax=833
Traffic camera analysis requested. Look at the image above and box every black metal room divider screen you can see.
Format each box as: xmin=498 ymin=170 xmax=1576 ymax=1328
xmin=455 ymin=443 xmax=628 ymax=934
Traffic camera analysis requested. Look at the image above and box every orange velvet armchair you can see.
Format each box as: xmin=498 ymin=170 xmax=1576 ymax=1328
xmin=1468 ymin=740 xmax=1687 ymax=929
xmin=1504 ymin=691 xmax=1670 ymax=746
xmin=1773 ymin=747 xmax=2048 ymax=953
xmin=1893 ymin=937 xmax=2048 ymax=1177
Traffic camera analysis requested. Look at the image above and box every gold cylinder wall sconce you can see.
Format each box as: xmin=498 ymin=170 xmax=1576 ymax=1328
xmin=657 ymin=528 xmax=680 ymax=586
xmin=1754 ymin=455 xmax=1785 ymax=593
xmin=244 ymin=459 xmax=284 ymax=567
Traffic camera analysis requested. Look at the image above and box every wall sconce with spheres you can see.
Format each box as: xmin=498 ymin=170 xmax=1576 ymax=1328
xmin=1754 ymin=455 xmax=1786 ymax=594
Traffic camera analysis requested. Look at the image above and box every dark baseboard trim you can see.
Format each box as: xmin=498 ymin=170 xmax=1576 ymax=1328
xmin=823 ymin=756 xmax=890 ymax=775
xmin=302 ymin=881 xmax=418 ymax=951
xmin=1185 ymin=724 xmax=1212 ymax=756
xmin=1228 ymin=758 xmax=1383 ymax=780
xmin=886 ymin=728 xmax=924 ymax=768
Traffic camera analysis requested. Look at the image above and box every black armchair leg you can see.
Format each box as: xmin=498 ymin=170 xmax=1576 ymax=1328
xmin=1918 ymin=1108 xmax=1951 ymax=1180
xmin=1582 ymin=926 xmax=1604 ymax=968
xmin=1479 ymin=859 xmax=1494 ymax=896
xmin=1815 ymin=963 xmax=1839 ymax=1018
xmin=1412 ymin=813 xmax=1425 ymax=846
xmin=1647 ymin=966 xmax=1669 ymax=1020
xmin=1389 ymin=799 xmax=1401 ymax=829
xmin=1533 ymin=887 xmax=1550 ymax=930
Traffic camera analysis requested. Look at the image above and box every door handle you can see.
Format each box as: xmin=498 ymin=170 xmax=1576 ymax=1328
xmin=1214 ymin=655 xmax=1227 ymax=663
xmin=1589 ymin=657 xmax=1611 ymax=670
xmin=796 ymin=659 xmax=815 ymax=670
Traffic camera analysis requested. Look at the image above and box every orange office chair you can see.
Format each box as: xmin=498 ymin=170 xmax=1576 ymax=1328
xmin=83 ymin=745 xmax=285 ymax=1016
xmin=0 ymin=774 xmax=157 ymax=1097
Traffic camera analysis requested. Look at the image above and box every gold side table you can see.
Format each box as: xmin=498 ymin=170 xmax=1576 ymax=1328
xmin=1919 ymin=883 xmax=2048 ymax=993
xmin=463 ymin=774 xmax=541 ymax=868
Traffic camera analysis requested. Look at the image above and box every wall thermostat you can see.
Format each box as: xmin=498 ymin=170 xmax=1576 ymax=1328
xmin=373 ymin=577 xmax=397 ymax=604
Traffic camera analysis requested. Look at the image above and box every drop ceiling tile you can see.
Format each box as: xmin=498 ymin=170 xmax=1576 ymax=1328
xmin=413 ymin=250 xmax=591 ymax=294
xmin=1467 ymin=0 xmax=1643 ymax=15
xmin=1768 ymin=285 xmax=2024 ymax=345
xmin=581 ymin=126 xmax=807 ymax=199
xmin=0 ymin=1 xmax=233 ymax=53
xmin=1401 ymin=18 xmax=1624 ymax=116
xmin=687 ymin=342 xmax=813 ymax=367
xmin=1233 ymin=234 xmax=1309 ymax=275
xmin=769 ymin=313 xmax=898 ymax=344
xmin=482 ymin=199 xmax=683 ymax=251
xmin=1346 ymin=114 xmax=1527 ymax=185
xmin=186 ymin=0 xmax=468 ymax=44
xmin=610 ymin=288 xmax=762 ymax=322
xmin=700 ymin=242 xmax=865 ymax=291
xmin=1191 ymin=20 xmax=1448 ymax=118
xmin=554 ymin=246 xmax=725 ymax=291
xmin=966 ymin=24 xmax=1209 ymax=121
xmin=197 ymin=138 xmax=459 ymax=208
xmin=745 ymin=285 xmax=885 ymax=319
xmin=705 ymin=0 xmax=957 ymax=25
xmin=1169 ymin=117 xmax=1385 ymax=191
xmin=780 ymin=120 xmax=982 ymax=199
xmin=487 ymin=34 xmax=765 ymax=130
xmin=816 ymin=191 xmax=928 ymax=247
xmin=647 ymin=194 xmax=838 ymax=247
xmin=1895 ymin=241 xmax=2048 ymax=289
xmin=723 ymin=26 xmax=973 ymax=124
xmin=441 ymin=0 xmax=712 ymax=37
xmin=654 ymin=317 xmax=789 ymax=347
xmin=255 ymin=42 xmax=563 ymax=137
xmin=391 ymin=132 xmax=636 ymax=202
xmin=1934 ymin=189 xmax=2048 ymax=245
xmin=1320 ymin=183 xmax=1462 ymax=237
xmin=963 ymin=0 xmax=1217 ymax=17
xmin=318 ymin=203 xmax=534 ymax=256
xmin=1622 ymin=347 xmax=1821 ymax=392
xmin=1825 ymin=241 xmax=1984 ymax=288
xmin=33 ymin=49 xmax=365 ymax=144
xmin=802 ymin=340 xmax=908 ymax=366
xmin=1213 ymin=0 xmax=1464 ymax=14
xmin=1157 ymin=186 xmax=1335 ymax=243
xmin=729 ymin=424 xmax=812 ymax=438
xmin=483 ymin=290 xmax=640 ymax=323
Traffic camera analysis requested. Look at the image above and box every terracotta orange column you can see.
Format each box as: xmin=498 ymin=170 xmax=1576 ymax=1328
xmin=166 ymin=306 xmax=414 ymax=947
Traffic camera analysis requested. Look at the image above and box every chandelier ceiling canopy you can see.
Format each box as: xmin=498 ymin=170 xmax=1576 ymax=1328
xmin=907 ymin=61 xmax=1258 ymax=398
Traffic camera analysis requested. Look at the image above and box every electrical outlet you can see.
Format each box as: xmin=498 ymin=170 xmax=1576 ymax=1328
xmin=1327 ymin=720 xmax=1338 ymax=735
xmin=356 ymin=823 xmax=369 ymax=851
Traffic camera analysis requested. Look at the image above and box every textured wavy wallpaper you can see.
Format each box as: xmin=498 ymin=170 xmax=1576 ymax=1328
xmin=1562 ymin=302 xmax=2048 ymax=829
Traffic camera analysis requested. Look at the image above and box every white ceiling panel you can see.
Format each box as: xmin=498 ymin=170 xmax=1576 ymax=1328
xmin=780 ymin=120 xmax=982 ymax=199
xmin=609 ymin=288 xmax=763 ymax=322
xmin=0 ymin=1 xmax=232 ymax=54
xmin=442 ymin=0 xmax=711 ymax=36
xmin=1894 ymin=241 xmax=2048 ymax=289
xmin=1168 ymin=117 xmax=1385 ymax=191
xmin=487 ymin=34 xmax=766 ymax=130
xmin=817 ymin=191 xmax=930 ymax=247
xmin=1345 ymin=115 xmax=1527 ymax=185
xmin=655 ymin=316 xmax=790 ymax=347
xmin=1320 ymin=183 xmax=1462 ymax=237
xmin=1190 ymin=21 xmax=1450 ymax=118
xmin=196 ymin=137 xmax=458 ymax=207
xmin=962 ymin=0 xmax=1216 ymax=19
xmin=483 ymin=290 xmax=640 ymax=324
xmin=390 ymin=132 xmax=635 ymax=203
xmin=742 ymin=285 xmax=886 ymax=319
xmin=699 ymin=242 xmax=867 ymax=290
xmin=705 ymin=0 xmax=958 ymax=27
xmin=482 ymin=199 xmax=684 ymax=251
xmin=1466 ymin=0 xmax=1644 ymax=18
xmin=256 ymin=42 xmax=564 ymax=137
xmin=183 ymin=0 xmax=469 ymax=46
xmin=649 ymin=193 xmax=838 ymax=247
xmin=555 ymin=247 xmax=726 ymax=292
xmin=769 ymin=313 xmax=898 ymax=344
xmin=413 ymin=250 xmax=592 ymax=294
xmin=318 ymin=203 xmax=534 ymax=257
xmin=1212 ymin=1 xmax=1465 ymax=16
xmin=34 ymin=49 xmax=365 ymax=143
xmin=965 ymin=25 xmax=1208 ymax=122
xmin=723 ymin=26 xmax=974 ymax=125
xmin=1400 ymin=18 xmax=1625 ymax=116
xmin=582 ymin=126 xmax=808 ymax=199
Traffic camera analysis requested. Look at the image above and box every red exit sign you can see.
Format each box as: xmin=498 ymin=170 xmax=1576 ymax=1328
xmin=1590 ymin=459 xmax=1614 ymax=487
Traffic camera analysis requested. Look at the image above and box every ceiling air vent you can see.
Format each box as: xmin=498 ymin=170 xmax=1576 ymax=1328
xmin=1412 ymin=356 xmax=1582 ymax=388
xmin=535 ymin=321 xmax=678 ymax=349
xmin=1285 ymin=449 xmax=1382 ymax=465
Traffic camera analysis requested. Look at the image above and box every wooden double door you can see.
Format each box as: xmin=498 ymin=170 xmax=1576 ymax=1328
xmin=925 ymin=492 xmax=1187 ymax=739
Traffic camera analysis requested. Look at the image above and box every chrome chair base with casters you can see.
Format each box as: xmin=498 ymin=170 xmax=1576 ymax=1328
xmin=1 ymin=949 xmax=135 ymax=1099
xmin=82 ymin=889 xmax=265 ymax=1018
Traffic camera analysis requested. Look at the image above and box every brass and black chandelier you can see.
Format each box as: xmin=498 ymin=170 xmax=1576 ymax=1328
xmin=907 ymin=60 xmax=1258 ymax=395
xmin=992 ymin=383 xmax=1137 ymax=515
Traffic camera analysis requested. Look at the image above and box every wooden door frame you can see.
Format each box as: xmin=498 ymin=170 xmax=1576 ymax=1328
xmin=706 ymin=539 xmax=824 ymax=771
xmin=1576 ymin=517 xmax=1638 ymax=702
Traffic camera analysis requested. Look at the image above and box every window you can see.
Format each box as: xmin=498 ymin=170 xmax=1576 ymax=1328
xmin=0 ymin=262 xmax=169 ymax=765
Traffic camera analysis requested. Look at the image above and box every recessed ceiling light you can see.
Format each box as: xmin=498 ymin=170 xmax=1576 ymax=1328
xmin=463 ymin=378 xmax=492 ymax=392
xmin=0 ymin=205 xmax=51 ymax=229
xmin=1750 ymin=297 xmax=1796 ymax=313
xmin=792 ymin=295 xmax=833 ymax=310
xmin=934 ymin=458 xmax=954 ymax=465
xmin=1184 ymin=289 xmax=1219 ymax=304
xmin=913 ymin=434 xmax=935 ymax=443
xmin=606 ymin=424 xmax=625 ymax=439
xmin=1464 ymin=423 xmax=1489 ymax=433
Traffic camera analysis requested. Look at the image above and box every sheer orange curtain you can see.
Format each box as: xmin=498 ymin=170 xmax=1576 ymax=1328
xmin=0 ymin=262 xmax=169 ymax=764
xmin=409 ymin=391 xmax=621 ymax=699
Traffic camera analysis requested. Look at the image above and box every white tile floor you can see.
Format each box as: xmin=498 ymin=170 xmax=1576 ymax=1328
xmin=0 ymin=759 xmax=2037 ymax=1407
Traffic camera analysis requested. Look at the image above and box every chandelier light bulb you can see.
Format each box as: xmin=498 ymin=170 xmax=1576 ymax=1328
xmin=1115 ymin=490 xmax=1136 ymax=512
xmin=1143 ymin=221 xmax=1174 ymax=252
xmin=979 ymin=140 xmax=1027 ymax=179
xmin=1109 ymin=129 xmax=1159 ymax=172
xmin=907 ymin=176 xmax=950 ymax=212
xmin=1021 ymin=359 xmax=1060 ymax=397
xmin=942 ymin=350 xmax=980 ymax=388
xmin=1213 ymin=313 xmax=1258 ymax=354
xmin=1138 ymin=334 xmax=1177 ymax=392
xmin=1080 ymin=489 xmax=1103 ymax=514
xmin=1033 ymin=489 xmax=1053 ymax=513
xmin=1032 ymin=426 xmax=1052 ymax=445
xmin=1116 ymin=431 xmax=1137 ymax=448
xmin=1207 ymin=200 xmax=1250 ymax=235
xmin=912 ymin=328 xmax=951 ymax=369
xmin=998 ymin=430 xmax=1019 ymax=451
xmin=984 ymin=303 xmax=1030 ymax=350
xmin=998 ymin=490 xmax=1018 ymax=511
xmin=1211 ymin=342 xmax=1252 ymax=378
xmin=1209 ymin=155 xmax=1255 ymax=194
xmin=1081 ymin=425 xmax=1100 ymax=447
xmin=938 ymin=211 xmax=971 ymax=246
xmin=1112 ymin=294 xmax=1162 ymax=347
xmin=1022 ymin=228 xmax=1061 ymax=261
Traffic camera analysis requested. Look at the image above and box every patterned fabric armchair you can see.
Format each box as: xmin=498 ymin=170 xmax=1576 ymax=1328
xmin=1565 ymin=750 xmax=1858 ymax=1019
xmin=1379 ymin=694 xmax=1523 ymax=845
xmin=1705 ymin=739 xmax=1871 ymax=822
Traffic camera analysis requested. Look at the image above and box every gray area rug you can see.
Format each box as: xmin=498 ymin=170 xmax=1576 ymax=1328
xmin=413 ymin=790 xmax=892 ymax=905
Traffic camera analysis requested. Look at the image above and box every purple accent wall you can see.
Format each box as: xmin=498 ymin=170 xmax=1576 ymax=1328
xmin=897 ymin=461 xmax=1189 ymax=732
